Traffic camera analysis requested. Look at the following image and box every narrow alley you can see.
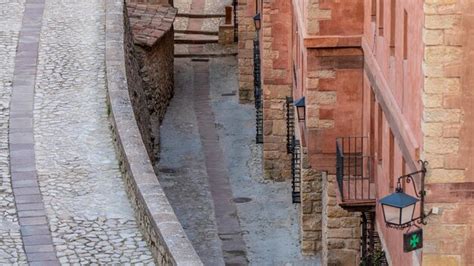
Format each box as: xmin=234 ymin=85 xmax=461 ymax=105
xmin=159 ymin=56 xmax=320 ymax=265
xmin=157 ymin=0 xmax=321 ymax=264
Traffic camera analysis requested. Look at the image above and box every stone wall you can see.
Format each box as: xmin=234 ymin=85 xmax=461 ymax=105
xmin=237 ymin=0 xmax=255 ymax=102
xmin=305 ymin=47 xmax=364 ymax=172
xmin=300 ymin=148 xmax=323 ymax=255
xmin=127 ymin=3 xmax=176 ymax=162
xmin=322 ymin=173 xmax=360 ymax=266
xmin=104 ymin=0 xmax=202 ymax=264
xmin=261 ymin=0 xmax=292 ymax=181
xmin=422 ymin=1 xmax=474 ymax=265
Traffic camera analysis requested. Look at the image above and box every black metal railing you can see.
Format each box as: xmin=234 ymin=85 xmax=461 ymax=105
xmin=232 ymin=0 xmax=238 ymax=42
xmin=254 ymin=35 xmax=263 ymax=143
xmin=336 ymin=137 xmax=374 ymax=202
xmin=361 ymin=212 xmax=388 ymax=266
xmin=286 ymin=97 xmax=294 ymax=153
xmin=291 ymin=137 xmax=301 ymax=203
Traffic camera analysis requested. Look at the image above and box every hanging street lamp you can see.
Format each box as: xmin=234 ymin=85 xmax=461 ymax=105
xmin=379 ymin=160 xmax=432 ymax=229
xmin=294 ymin=97 xmax=305 ymax=122
xmin=253 ymin=13 xmax=261 ymax=31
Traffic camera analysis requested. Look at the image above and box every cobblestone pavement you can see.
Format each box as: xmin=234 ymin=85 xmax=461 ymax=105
xmin=0 ymin=0 xmax=28 ymax=264
xmin=30 ymin=0 xmax=154 ymax=264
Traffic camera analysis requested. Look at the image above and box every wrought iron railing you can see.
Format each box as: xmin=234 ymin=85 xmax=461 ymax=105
xmin=360 ymin=211 xmax=388 ymax=266
xmin=336 ymin=137 xmax=374 ymax=202
xmin=286 ymin=97 xmax=294 ymax=154
xmin=291 ymin=137 xmax=301 ymax=203
xmin=232 ymin=0 xmax=238 ymax=42
xmin=254 ymin=35 xmax=263 ymax=143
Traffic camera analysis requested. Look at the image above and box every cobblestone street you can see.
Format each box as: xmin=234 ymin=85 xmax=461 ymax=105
xmin=1 ymin=0 xmax=154 ymax=264
xmin=0 ymin=0 xmax=27 ymax=263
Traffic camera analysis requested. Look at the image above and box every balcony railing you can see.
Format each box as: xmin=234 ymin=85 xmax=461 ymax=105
xmin=286 ymin=97 xmax=294 ymax=154
xmin=336 ymin=137 xmax=375 ymax=209
xmin=291 ymin=137 xmax=301 ymax=203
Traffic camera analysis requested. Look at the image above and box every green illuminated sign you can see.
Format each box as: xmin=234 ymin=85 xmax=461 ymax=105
xmin=404 ymin=229 xmax=423 ymax=252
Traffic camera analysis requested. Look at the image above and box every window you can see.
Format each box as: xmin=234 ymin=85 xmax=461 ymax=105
xmin=378 ymin=0 xmax=384 ymax=36
xmin=370 ymin=90 xmax=376 ymax=181
xmin=403 ymin=10 xmax=408 ymax=60
xmin=371 ymin=0 xmax=377 ymax=22
xmin=390 ymin=0 xmax=396 ymax=55
xmin=389 ymin=131 xmax=395 ymax=188
xmin=377 ymin=104 xmax=383 ymax=163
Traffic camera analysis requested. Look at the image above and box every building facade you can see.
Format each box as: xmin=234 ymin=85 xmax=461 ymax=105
xmin=239 ymin=0 xmax=474 ymax=265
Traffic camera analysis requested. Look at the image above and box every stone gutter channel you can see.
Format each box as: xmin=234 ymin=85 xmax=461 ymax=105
xmin=104 ymin=0 xmax=202 ymax=264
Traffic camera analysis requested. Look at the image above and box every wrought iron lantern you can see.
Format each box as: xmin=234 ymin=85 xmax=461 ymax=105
xmin=294 ymin=97 xmax=305 ymax=122
xmin=253 ymin=13 xmax=261 ymax=31
xmin=379 ymin=160 xmax=431 ymax=229
xmin=379 ymin=187 xmax=419 ymax=228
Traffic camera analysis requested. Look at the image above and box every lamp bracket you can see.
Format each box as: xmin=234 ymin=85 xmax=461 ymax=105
xmin=392 ymin=160 xmax=430 ymax=229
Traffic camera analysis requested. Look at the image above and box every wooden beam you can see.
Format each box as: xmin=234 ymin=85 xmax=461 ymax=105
xmin=361 ymin=37 xmax=420 ymax=172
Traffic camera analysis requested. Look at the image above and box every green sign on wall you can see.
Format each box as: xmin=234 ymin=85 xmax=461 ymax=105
xmin=404 ymin=229 xmax=423 ymax=252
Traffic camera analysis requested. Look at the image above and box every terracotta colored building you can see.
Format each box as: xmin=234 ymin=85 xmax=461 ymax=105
xmin=239 ymin=0 xmax=474 ymax=265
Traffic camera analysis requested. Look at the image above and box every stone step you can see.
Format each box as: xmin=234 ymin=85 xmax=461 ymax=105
xmin=176 ymin=12 xmax=225 ymax=18
xmin=174 ymin=33 xmax=219 ymax=44
xmin=175 ymin=29 xmax=219 ymax=36
xmin=174 ymin=52 xmax=238 ymax=58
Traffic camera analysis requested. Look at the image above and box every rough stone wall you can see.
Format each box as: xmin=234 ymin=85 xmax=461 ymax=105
xmin=422 ymin=1 xmax=474 ymax=265
xmin=261 ymin=0 xmax=292 ymax=181
xmin=104 ymin=0 xmax=202 ymax=264
xmin=135 ymin=29 xmax=175 ymax=160
xmin=124 ymin=5 xmax=155 ymax=162
xmin=300 ymin=148 xmax=323 ymax=255
xmin=322 ymin=173 xmax=360 ymax=266
xmin=237 ymin=0 xmax=255 ymax=102
xmin=126 ymin=3 xmax=176 ymax=162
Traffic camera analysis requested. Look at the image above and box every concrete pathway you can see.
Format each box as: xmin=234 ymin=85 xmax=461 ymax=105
xmin=2 ymin=0 xmax=154 ymax=264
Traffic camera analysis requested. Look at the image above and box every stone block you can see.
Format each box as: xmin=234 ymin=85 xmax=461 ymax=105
xmin=423 ymin=255 xmax=461 ymax=266
xmin=425 ymin=14 xmax=461 ymax=29
xmin=424 ymin=137 xmax=459 ymax=154
xmin=424 ymin=77 xmax=460 ymax=94
xmin=424 ymin=109 xmax=461 ymax=122
xmin=423 ymin=29 xmax=444 ymax=45
xmin=425 ymin=46 xmax=463 ymax=63
xmin=428 ymin=168 xmax=465 ymax=183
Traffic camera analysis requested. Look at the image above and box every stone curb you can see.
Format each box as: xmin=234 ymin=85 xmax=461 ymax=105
xmin=104 ymin=0 xmax=202 ymax=265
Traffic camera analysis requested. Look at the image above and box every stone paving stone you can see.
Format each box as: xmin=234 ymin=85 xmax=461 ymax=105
xmin=19 ymin=216 xmax=48 ymax=226
xmin=12 ymin=179 xmax=39 ymax=188
xmin=22 ymin=235 xmax=53 ymax=246
xmin=29 ymin=260 xmax=61 ymax=266
xmin=24 ymin=244 xmax=55 ymax=253
xmin=21 ymin=225 xmax=50 ymax=236
xmin=13 ymin=186 xmax=41 ymax=196
xmin=16 ymin=203 xmax=45 ymax=211
xmin=17 ymin=209 xmax=46 ymax=218
xmin=15 ymin=194 xmax=43 ymax=204
xmin=27 ymin=252 xmax=58 ymax=261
